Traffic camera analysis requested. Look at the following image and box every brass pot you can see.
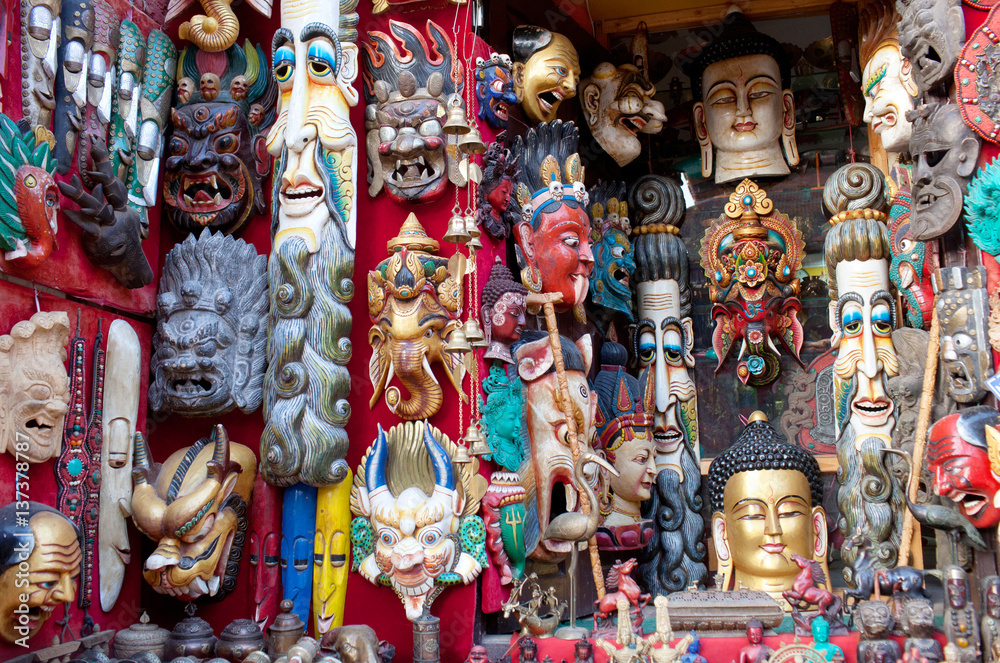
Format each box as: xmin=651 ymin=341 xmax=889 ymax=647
xmin=114 ymin=612 xmax=171 ymax=659
xmin=164 ymin=613 xmax=217 ymax=660
xmin=267 ymin=600 xmax=305 ymax=659
xmin=216 ymin=619 xmax=266 ymax=662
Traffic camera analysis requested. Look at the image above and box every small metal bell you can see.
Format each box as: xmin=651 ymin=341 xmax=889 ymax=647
xmin=453 ymin=441 xmax=472 ymax=464
xmin=444 ymin=327 xmax=472 ymax=354
xmin=459 ymin=126 xmax=486 ymax=155
xmin=442 ymin=94 xmax=471 ymax=135
xmin=464 ymin=214 xmax=481 ymax=239
xmin=464 ymin=319 xmax=487 ymax=348
xmin=467 ymin=235 xmax=483 ymax=252
xmin=466 ymin=423 xmax=491 ymax=456
xmin=443 ymin=211 xmax=472 ymax=244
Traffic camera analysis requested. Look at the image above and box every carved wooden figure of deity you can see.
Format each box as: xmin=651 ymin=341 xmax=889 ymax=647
xmin=700 ymin=179 xmax=804 ymax=386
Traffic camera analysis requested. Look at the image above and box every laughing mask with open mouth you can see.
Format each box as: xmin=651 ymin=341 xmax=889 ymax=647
xmin=0 ymin=311 xmax=69 ymax=464
xmin=131 ymin=424 xmax=256 ymax=601
xmin=164 ymin=42 xmax=277 ymax=235
xmin=927 ymin=406 xmax=1000 ymax=529
xmin=362 ymin=20 xmax=461 ymax=204
xmin=149 ymin=229 xmax=268 ymax=417
xmin=513 ymin=329 xmax=597 ymax=563
xmin=582 ymin=62 xmax=664 ymax=167
xmin=933 ymin=266 xmax=991 ymax=404
xmin=0 ymin=503 xmax=80 ymax=644
xmin=511 ymin=26 xmax=580 ymax=124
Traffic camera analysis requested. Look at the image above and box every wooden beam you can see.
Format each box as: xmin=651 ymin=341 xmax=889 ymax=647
xmin=598 ymin=0 xmax=849 ymax=37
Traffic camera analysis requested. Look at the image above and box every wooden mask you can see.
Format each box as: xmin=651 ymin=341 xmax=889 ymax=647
xmin=52 ymin=0 xmax=94 ymax=174
xmin=261 ymin=0 xmax=360 ymax=488
xmin=131 ymin=424 xmax=256 ymax=600
xmin=107 ymin=20 xmax=146 ymax=185
xmin=700 ymin=179 xmax=804 ymax=386
xmin=76 ymin=0 xmax=119 ymax=184
xmin=0 ymin=113 xmax=59 ymax=268
xmin=0 ymin=311 xmax=70 ymax=463
xmin=150 ymin=229 xmax=268 ymax=417
xmin=19 ymin=0 xmax=62 ymax=137
xmin=163 ymin=42 xmax=277 ymax=235
xmin=367 ymin=213 xmax=466 ymax=421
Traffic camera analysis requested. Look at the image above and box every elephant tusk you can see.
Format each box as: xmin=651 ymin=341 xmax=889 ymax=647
xmin=766 ymin=333 xmax=781 ymax=357
xmin=736 ymin=337 xmax=747 ymax=361
xmin=423 ymin=354 xmax=439 ymax=385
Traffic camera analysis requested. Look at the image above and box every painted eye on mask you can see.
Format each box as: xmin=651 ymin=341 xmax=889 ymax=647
xmin=491 ymin=79 xmax=505 ymax=93
xmin=952 ymin=333 xmax=974 ymax=350
xmin=664 ymin=344 xmax=682 ymax=364
xmin=63 ymin=40 xmax=87 ymax=74
xmin=638 ymin=330 xmax=655 ymax=365
xmin=611 ymin=246 xmax=625 ymax=259
xmin=214 ymin=133 xmax=239 ymax=154
xmin=419 ymin=529 xmax=440 ymax=547
xmin=88 ymin=54 xmax=106 ymax=85
xmin=419 ymin=119 xmax=442 ymax=137
xmin=379 ymin=529 xmax=399 ymax=547
xmin=26 ymin=6 xmax=53 ymax=40
xmin=842 ymin=309 xmax=863 ymax=336
xmin=274 ymin=46 xmax=295 ymax=89
xmin=872 ymin=306 xmax=892 ymax=335
xmin=307 ymin=42 xmax=338 ymax=82
xmin=169 ymin=136 xmax=189 ymax=156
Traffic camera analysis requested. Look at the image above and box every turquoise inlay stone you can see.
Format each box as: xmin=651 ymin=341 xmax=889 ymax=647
xmin=963 ymin=78 xmax=970 ymax=85
xmin=68 ymin=457 xmax=84 ymax=476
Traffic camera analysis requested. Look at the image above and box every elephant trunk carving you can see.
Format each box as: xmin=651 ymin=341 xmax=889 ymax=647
xmin=385 ymin=344 xmax=444 ymax=420
xmin=178 ymin=0 xmax=239 ymax=52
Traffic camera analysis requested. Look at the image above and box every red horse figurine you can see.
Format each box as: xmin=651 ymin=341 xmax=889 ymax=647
xmin=594 ymin=558 xmax=651 ymax=631
xmin=782 ymin=554 xmax=843 ymax=620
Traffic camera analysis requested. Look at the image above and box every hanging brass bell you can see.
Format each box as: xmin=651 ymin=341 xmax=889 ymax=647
xmin=459 ymin=126 xmax=486 ymax=155
xmin=443 ymin=211 xmax=472 ymax=244
xmin=464 ymin=318 xmax=486 ymax=347
xmin=453 ymin=441 xmax=473 ymax=464
xmin=467 ymin=235 xmax=483 ymax=252
xmin=466 ymin=423 xmax=491 ymax=456
xmin=442 ymin=94 xmax=471 ymax=135
xmin=444 ymin=327 xmax=472 ymax=354
xmin=464 ymin=214 xmax=481 ymax=239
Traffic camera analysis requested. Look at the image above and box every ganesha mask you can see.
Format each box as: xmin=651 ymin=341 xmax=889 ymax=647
xmin=933 ymin=266 xmax=992 ymax=404
xmin=582 ymin=62 xmax=664 ymax=167
xmin=475 ymin=52 xmax=517 ymax=130
xmin=362 ymin=20 xmax=462 ymax=203
xmin=368 ymin=213 xmax=466 ymax=421
xmin=589 ymin=181 xmax=634 ymax=320
xmin=149 ymin=229 xmax=268 ymax=417
xmin=0 ymin=113 xmax=59 ymax=269
xmin=20 ymin=0 xmax=62 ymax=137
xmin=164 ymin=42 xmax=277 ymax=235
xmin=514 ymin=329 xmax=597 ymax=563
xmin=0 ymin=311 xmax=69 ymax=463
xmin=700 ymin=179 xmax=804 ymax=386
xmin=131 ymin=424 xmax=256 ymax=600
xmin=350 ymin=421 xmax=486 ymax=621
xmin=52 ymin=0 xmax=94 ymax=174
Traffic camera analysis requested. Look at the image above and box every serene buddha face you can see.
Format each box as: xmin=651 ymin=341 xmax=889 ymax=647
xmin=512 ymin=32 xmax=581 ymax=123
xmin=699 ymin=54 xmax=785 ymax=157
xmin=713 ymin=469 xmax=826 ymax=593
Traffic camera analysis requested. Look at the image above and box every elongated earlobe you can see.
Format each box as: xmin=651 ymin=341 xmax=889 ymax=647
xmin=782 ymin=90 xmax=799 ymax=166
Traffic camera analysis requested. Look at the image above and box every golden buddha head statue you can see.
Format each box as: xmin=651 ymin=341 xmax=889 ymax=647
xmin=708 ymin=412 xmax=828 ymax=607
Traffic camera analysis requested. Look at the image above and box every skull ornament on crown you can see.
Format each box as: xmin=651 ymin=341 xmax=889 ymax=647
xmin=164 ymin=42 xmax=278 ymax=235
xmin=350 ymin=421 xmax=486 ymax=621
xmin=149 ymin=230 xmax=268 ymax=417
xmin=367 ymin=213 xmax=466 ymax=421
xmin=512 ymin=121 xmax=593 ymax=321
xmin=589 ymin=181 xmax=635 ymax=321
xmin=475 ymin=52 xmax=517 ymax=130
xmin=0 ymin=311 xmax=69 ymax=464
xmin=700 ymin=179 xmax=805 ymax=386
xmin=131 ymin=425 xmax=256 ymax=600
xmin=362 ymin=20 xmax=463 ymax=204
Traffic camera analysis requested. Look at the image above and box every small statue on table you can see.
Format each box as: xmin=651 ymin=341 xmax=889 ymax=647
xmin=680 ymin=634 xmax=708 ymax=663
xmin=855 ymin=600 xmax=901 ymax=663
xmin=944 ymin=567 xmax=980 ymax=663
xmin=902 ymin=598 xmax=944 ymax=663
xmin=739 ymin=618 xmax=774 ymax=663
xmin=982 ymin=576 xmax=1000 ymax=663
xmin=810 ymin=617 xmax=844 ymax=662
